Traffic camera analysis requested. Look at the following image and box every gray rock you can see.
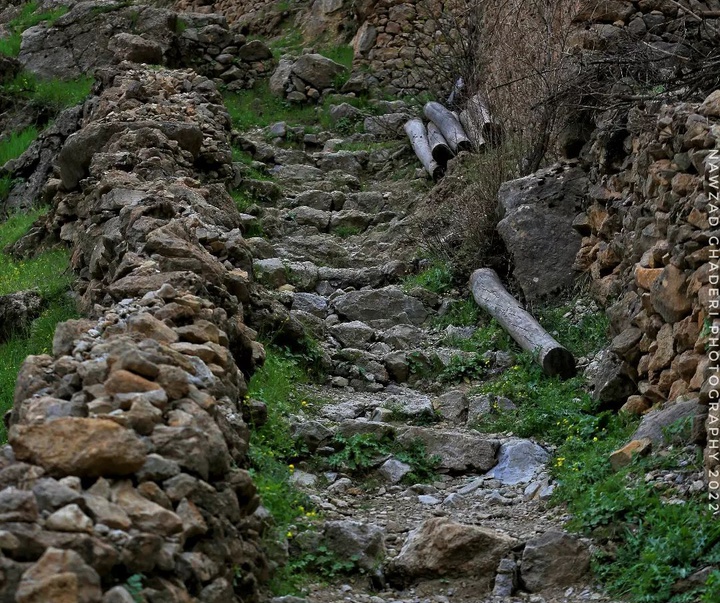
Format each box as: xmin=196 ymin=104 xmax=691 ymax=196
xmin=418 ymin=494 xmax=441 ymax=505
xmin=289 ymin=470 xmax=318 ymax=488
xmin=364 ymin=114 xmax=409 ymax=138
xmin=322 ymin=520 xmax=385 ymax=570
xmin=330 ymin=321 xmax=376 ymax=348
xmin=32 ymin=478 xmax=84 ymax=512
xmin=0 ymin=291 xmax=44 ymax=343
xmin=382 ymin=324 xmax=424 ymax=350
xmin=396 ymin=427 xmax=498 ymax=473
xmin=497 ymin=164 xmax=586 ymax=300
xmin=291 ymin=54 xmax=347 ymax=90
xmin=253 ymin=258 xmax=287 ymax=288
xmin=109 ymin=33 xmax=163 ymax=64
xmin=382 ymin=393 xmax=434 ymax=421
xmin=293 ymin=190 xmax=334 ymax=211
xmin=333 ymin=286 xmax=428 ymax=328
xmin=292 ymin=293 xmax=328 ymax=318
xmin=329 ymin=103 xmax=363 ymax=123
xmin=434 ymin=390 xmax=468 ymax=424
xmin=387 ymin=517 xmax=517 ymax=588
xmin=270 ymin=58 xmax=295 ymax=96
xmin=318 ymin=151 xmax=365 ymax=176
xmin=238 ymin=39 xmax=272 ymax=61
xmin=486 ymin=440 xmax=549 ymax=485
xmin=520 ymin=531 xmax=590 ymax=592
xmin=632 ymin=399 xmax=702 ymax=445
xmin=291 ymin=420 xmax=333 ymax=452
xmin=592 ymin=351 xmax=637 ymax=406
xmin=377 ymin=458 xmax=412 ymax=483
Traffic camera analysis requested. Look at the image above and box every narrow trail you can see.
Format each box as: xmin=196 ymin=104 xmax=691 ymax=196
xmin=236 ymin=111 xmax=624 ymax=603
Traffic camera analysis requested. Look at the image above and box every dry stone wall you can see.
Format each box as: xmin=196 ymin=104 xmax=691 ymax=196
xmin=0 ymin=65 xmax=271 ymax=602
xmin=575 ymin=91 xmax=719 ymax=476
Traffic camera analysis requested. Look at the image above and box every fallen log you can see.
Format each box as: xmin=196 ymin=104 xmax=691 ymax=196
xmin=404 ymin=118 xmax=444 ymax=181
xmin=459 ymin=94 xmax=504 ymax=149
xmin=470 ymin=268 xmax=576 ymax=379
xmin=427 ymin=122 xmax=454 ymax=167
xmin=423 ymin=101 xmax=473 ymax=153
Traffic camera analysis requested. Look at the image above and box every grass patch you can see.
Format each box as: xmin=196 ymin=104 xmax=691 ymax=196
xmin=5 ymin=71 xmax=94 ymax=113
xmin=0 ymin=2 xmax=69 ymax=57
xmin=436 ymin=296 xmax=482 ymax=328
xmin=0 ymin=126 xmax=38 ymax=167
xmin=225 ymin=81 xmax=318 ymax=130
xmin=534 ymin=299 xmax=609 ymax=358
xmin=332 ymin=225 xmax=362 ymax=238
xmin=402 ymin=260 xmax=454 ymax=295
xmin=0 ymin=208 xmax=76 ymax=442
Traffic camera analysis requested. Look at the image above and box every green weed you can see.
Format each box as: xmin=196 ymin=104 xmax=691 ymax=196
xmin=225 ymin=81 xmax=318 ymax=130
xmin=534 ymin=300 xmax=609 ymax=357
xmin=0 ymin=2 xmax=69 ymax=57
xmin=328 ymin=433 xmax=439 ymax=483
xmin=0 ymin=126 xmax=38 ymax=167
xmin=403 ymin=260 xmax=454 ymax=295
xmin=435 ymin=297 xmax=482 ymax=328
xmin=5 ymin=71 xmax=93 ymax=113
xmin=333 ymin=225 xmax=362 ymax=238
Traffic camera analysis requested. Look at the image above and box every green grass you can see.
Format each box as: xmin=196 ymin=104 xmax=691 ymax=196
xmin=322 ymin=45 xmax=353 ymax=70
xmin=5 ymin=71 xmax=94 ymax=113
xmin=333 ymin=225 xmax=362 ymax=238
xmin=436 ymin=296 xmax=482 ymax=328
xmin=225 ymin=81 xmax=319 ymax=130
xmin=0 ymin=209 xmax=76 ymax=442
xmin=402 ymin=260 xmax=454 ymax=295
xmin=0 ymin=126 xmax=39 ymax=167
xmin=0 ymin=2 xmax=69 ymax=57
xmin=464 ymin=299 xmax=719 ymax=602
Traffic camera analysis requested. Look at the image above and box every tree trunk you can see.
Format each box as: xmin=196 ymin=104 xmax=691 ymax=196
xmin=404 ymin=119 xmax=444 ymax=181
xmin=423 ymin=101 xmax=473 ymax=153
xmin=427 ymin=122 xmax=454 ymax=167
xmin=470 ymin=268 xmax=576 ymax=379
xmin=459 ymin=94 xmax=504 ymax=150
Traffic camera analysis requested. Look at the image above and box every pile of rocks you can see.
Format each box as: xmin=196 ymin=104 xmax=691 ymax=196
xmin=574 ymin=90 xmax=718 ymax=473
xmin=14 ymin=0 xmax=273 ymax=88
xmin=0 ymin=65 xmax=271 ymax=602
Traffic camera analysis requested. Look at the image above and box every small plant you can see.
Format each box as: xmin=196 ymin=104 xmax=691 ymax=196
xmin=439 ymin=352 xmax=488 ymax=383
xmin=5 ymin=71 xmax=93 ymax=113
xmin=125 ymin=574 xmax=144 ymax=603
xmin=328 ymin=433 xmax=439 ymax=483
xmin=0 ymin=125 xmax=39 ymax=167
xmin=231 ymin=189 xmax=255 ymax=213
xmin=333 ymin=225 xmax=362 ymax=238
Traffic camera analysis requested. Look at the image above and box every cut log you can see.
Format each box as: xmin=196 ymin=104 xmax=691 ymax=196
xmin=470 ymin=268 xmax=576 ymax=379
xmin=404 ymin=119 xmax=444 ymax=181
xmin=460 ymin=94 xmax=504 ymax=149
xmin=427 ymin=122 xmax=454 ymax=167
xmin=423 ymin=101 xmax=473 ymax=153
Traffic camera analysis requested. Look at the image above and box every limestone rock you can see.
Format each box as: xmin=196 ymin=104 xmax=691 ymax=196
xmin=16 ymin=547 xmax=102 ymax=603
xmin=609 ymin=438 xmax=652 ymax=471
xmin=387 ymin=517 xmax=517 ymax=588
xmin=487 ymin=440 xmax=550 ymax=485
xmin=497 ymin=164 xmax=587 ymax=300
xmin=333 ymin=286 xmax=428 ymax=328
xmin=10 ymin=418 xmax=147 ymax=477
xmin=322 ymin=520 xmax=385 ymax=570
xmin=291 ymin=54 xmax=347 ymax=90
xmin=632 ymin=399 xmax=703 ymax=445
xmin=396 ymin=427 xmax=498 ymax=473
xmin=520 ymin=531 xmax=590 ymax=592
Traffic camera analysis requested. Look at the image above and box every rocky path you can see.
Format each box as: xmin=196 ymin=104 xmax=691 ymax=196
xmin=235 ymin=111 xmax=624 ymax=603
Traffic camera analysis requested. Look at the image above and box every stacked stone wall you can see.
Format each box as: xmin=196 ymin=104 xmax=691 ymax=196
xmin=0 ymin=65 xmax=270 ymax=602
xmin=576 ymin=92 xmax=719 ymax=476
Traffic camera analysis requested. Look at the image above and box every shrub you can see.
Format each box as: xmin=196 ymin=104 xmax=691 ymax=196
xmin=4 ymin=71 xmax=94 ymax=113
xmin=0 ymin=2 xmax=69 ymax=57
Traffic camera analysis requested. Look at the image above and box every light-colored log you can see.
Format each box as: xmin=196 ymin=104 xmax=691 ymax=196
xmin=404 ymin=119 xmax=444 ymax=180
xmin=470 ymin=268 xmax=576 ymax=379
xmin=427 ymin=122 xmax=454 ymax=167
xmin=423 ymin=101 xmax=473 ymax=153
xmin=460 ymin=94 xmax=504 ymax=149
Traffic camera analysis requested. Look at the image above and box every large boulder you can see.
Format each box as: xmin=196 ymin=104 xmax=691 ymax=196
xmin=387 ymin=517 xmax=517 ymax=588
xmin=291 ymin=53 xmax=347 ymax=90
xmin=486 ymin=439 xmax=550 ymax=485
xmin=497 ymin=164 xmax=587 ymax=300
xmin=396 ymin=427 xmax=498 ymax=473
xmin=332 ymin=286 xmax=428 ymax=328
xmin=632 ymin=399 xmax=703 ymax=445
xmin=322 ymin=520 xmax=385 ymax=570
xmin=520 ymin=531 xmax=591 ymax=592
